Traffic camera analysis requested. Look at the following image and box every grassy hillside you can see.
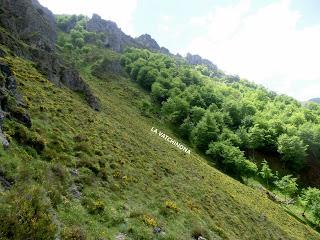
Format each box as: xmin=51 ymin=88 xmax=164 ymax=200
xmin=0 ymin=45 xmax=319 ymax=240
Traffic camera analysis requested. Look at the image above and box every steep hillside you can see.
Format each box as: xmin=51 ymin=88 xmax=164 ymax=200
xmin=0 ymin=44 xmax=319 ymax=240
xmin=1 ymin=1 xmax=320 ymax=240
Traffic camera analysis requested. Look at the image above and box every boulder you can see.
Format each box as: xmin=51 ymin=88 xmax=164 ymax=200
xmin=0 ymin=172 xmax=12 ymax=189
xmin=69 ymin=184 xmax=82 ymax=199
xmin=153 ymin=227 xmax=163 ymax=234
xmin=0 ymin=129 xmax=9 ymax=149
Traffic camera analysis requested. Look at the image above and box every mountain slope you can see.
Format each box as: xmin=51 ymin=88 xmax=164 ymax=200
xmin=0 ymin=46 xmax=319 ymax=239
xmin=0 ymin=1 xmax=320 ymax=239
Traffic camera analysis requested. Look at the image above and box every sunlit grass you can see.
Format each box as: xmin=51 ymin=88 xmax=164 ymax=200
xmin=0 ymin=45 xmax=319 ymax=239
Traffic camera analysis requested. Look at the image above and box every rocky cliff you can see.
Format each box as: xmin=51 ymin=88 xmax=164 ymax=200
xmin=135 ymin=33 xmax=171 ymax=55
xmin=86 ymin=14 xmax=172 ymax=55
xmin=0 ymin=0 xmax=56 ymax=51
xmin=0 ymin=60 xmax=31 ymax=148
xmin=186 ymin=53 xmax=218 ymax=71
xmin=86 ymin=14 xmax=142 ymax=52
xmin=0 ymin=0 xmax=100 ymax=111
xmin=135 ymin=34 xmax=160 ymax=51
xmin=85 ymin=14 xmax=221 ymax=73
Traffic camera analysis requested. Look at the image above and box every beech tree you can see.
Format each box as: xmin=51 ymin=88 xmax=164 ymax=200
xmin=259 ymin=160 xmax=274 ymax=188
xmin=300 ymin=187 xmax=320 ymax=216
xmin=277 ymin=134 xmax=308 ymax=170
xmin=206 ymin=140 xmax=257 ymax=179
xmin=275 ymin=175 xmax=298 ymax=201
xmin=191 ymin=111 xmax=223 ymax=150
xmin=162 ymin=96 xmax=189 ymax=125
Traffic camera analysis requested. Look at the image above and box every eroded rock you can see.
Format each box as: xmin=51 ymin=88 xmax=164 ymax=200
xmin=186 ymin=53 xmax=218 ymax=71
xmin=87 ymin=14 xmax=141 ymax=52
xmin=135 ymin=34 xmax=161 ymax=51
xmin=0 ymin=0 xmax=100 ymax=111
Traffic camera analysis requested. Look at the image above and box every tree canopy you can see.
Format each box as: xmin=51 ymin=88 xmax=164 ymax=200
xmin=121 ymin=47 xmax=320 ymax=179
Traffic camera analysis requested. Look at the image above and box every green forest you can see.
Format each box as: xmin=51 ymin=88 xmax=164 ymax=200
xmin=119 ymin=47 xmax=320 ymax=220
xmin=120 ymin=47 xmax=320 ymax=171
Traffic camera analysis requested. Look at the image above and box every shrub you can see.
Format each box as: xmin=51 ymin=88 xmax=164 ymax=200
xmin=82 ymin=197 xmax=105 ymax=215
xmin=74 ymin=142 xmax=92 ymax=155
xmin=300 ymin=187 xmax=320 ymax=216
xmin=0 ymin=185 xmax=57 ymax=239
xmin=275 ymin=175 xmax=298 ymax=201
xmin=277 ymin=134 xmax=307 ymax=170
xmin=165 ymin=200 xmax=178 ymax=212
xmin=61 ymin=225 xmax=87 ymax=240
xmin=191 ymin=111 xmax=222 ymax=150
xmin=142 ymin=214 xmax=157 ymax=227
xmin=191 ymin=226 xmax=210 ymax=240
xmin=140 ymin=99 xmax=152 ymax=117
xmin=259 ymin=160 xmax=275 ymax=187
xmin=3 ymin=120 xmax=46 ymax=153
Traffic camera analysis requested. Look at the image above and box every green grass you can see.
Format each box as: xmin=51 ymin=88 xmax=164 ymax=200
xmin=0 ymin=48 xmax=320 ymax=240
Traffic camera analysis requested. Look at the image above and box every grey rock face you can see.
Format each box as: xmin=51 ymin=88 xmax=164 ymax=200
xmin=225 ymin=74 xmax=240 ymax=83
xmin=160 ymin=47 xmax=170 ymax=55
xmin=153 ymin=227 xmax=163 ymax=234
xmin=92 ymin=57 xmax=125 ymax=78
xmin=59 ymin=67 xmax=100 ymax=111
xmin=186 ymin=53 xmax=218 ymax=71
xmin=135 ymin=34 xmax=173 ymax=55
xmin=135 ymin=34 xmax=160 ymax=51
xmin=0 ymin=0 xmax=57 ymax=51
xmin=0 ymin=172 xmax=12 ymax=189
xmin=56 ymin=14 xmax=78 ymax=33
xmin=0 ymin=0 xmax=100 ymax=111
xmin=87 ymin=14 xmax=141 ymax=52
xmin=115 ymin=233 xmax=127 ymax=240
xmin=69 ymin=184 xmax=82 ymax=199
xmin=0 ymin=61 xmax=32 ymax=148
xmin=87 ymin=14 xmax=173 ymax=56
xmin=0 ymin=128 xmax=9 ymax=149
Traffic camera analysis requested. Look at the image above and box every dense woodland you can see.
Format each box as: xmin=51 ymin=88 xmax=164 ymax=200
xmin=120 ymin=48 xmax=320 ymax=174
xmin=119 ymin=47 xmax=320 ymax=223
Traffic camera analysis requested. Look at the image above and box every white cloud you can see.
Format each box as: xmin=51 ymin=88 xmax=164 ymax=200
xmin=38 ymin=0 xmax=138 ymax=36
xmin=157 ymin=15 xmax=172 ymax=33
xmin=186 ymin=0 xmax=320 ymax=101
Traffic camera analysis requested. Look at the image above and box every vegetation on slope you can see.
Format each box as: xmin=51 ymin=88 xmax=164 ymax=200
xmin=0 ymin=14 xmax=320 ymax=240
xmin=120 ymin=47 xmax=320 ymax=175
xmin=0 ymin=46 xmax=318 ymax=239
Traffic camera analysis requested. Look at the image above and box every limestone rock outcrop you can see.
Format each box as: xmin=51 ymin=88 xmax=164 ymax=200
xmin=186 ymin=53 xmax=218 ymax=71
xmin=87 ymin=14 xmax=142 ymax=52
xmin=0 ymin=0 xmax=100 ymax=111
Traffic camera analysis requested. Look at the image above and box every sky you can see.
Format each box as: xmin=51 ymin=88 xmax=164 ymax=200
xmin=38 ymin=0 xmax=320 ymax=101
